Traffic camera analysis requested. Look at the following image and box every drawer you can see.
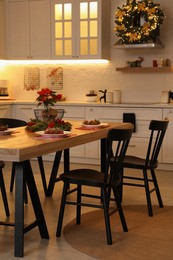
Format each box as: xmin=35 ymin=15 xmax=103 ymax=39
xmin=14 ymin=105 xmax=35 ymax=121
xmin=0 ymin=105 xmax=12 ymax=118
xmin=70 ymin=145 xmax=85 ymax=158
xmin=98 ymin=108 xmax=162 ymax=121
xmin=59 ymin=106 xmax=85 ymax=119
xmin=126 ymin=137 xmax=161 ymax=161
xmin=127 ymin=137 xmax=148 ymax=158
xmin=133 ymin=120 xmax=151 ymax=138
xmin=85 ymin=107 xmax=101 ymax=120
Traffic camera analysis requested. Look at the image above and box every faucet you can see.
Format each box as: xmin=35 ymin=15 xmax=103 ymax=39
xmin=99 ymin=89 xmax=107 ymax=103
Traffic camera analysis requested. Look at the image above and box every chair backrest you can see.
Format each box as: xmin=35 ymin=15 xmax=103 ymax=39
xmin=0 ymin=118 xmax=27 ymax=128
xmin=105 ymin=127 xmax=133 ymax=184
xmin=146 ymin=120 xmax=169 ymax=166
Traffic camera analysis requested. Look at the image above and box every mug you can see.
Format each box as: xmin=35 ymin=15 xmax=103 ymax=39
xmin=113 ymin=90 xmax=121 ymax=104
xmin=161 ymin=91 xmax=169 ymax=103
xmin=157 ymin=59 xmax=164 ymax=67
xmin=106 ymin=92 xmax=113 ymax=103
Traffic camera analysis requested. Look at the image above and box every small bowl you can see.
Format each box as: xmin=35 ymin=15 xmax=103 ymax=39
xmin=85 ymin=96 xmax=97 ymax=102
xmin=34 ymin=108 xmax=65 ymax=121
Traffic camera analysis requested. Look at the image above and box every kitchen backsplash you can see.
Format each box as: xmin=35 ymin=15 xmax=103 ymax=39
xmin=0 ymin=0 xmax=172 ymax=104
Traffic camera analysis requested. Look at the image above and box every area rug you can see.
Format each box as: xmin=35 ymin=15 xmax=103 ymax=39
xmin=63 ymin=205 xmax=173 ymax=260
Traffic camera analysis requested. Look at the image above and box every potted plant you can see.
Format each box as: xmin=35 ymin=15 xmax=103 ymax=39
xmin=35 ymin=88 xmax=62 ymax=123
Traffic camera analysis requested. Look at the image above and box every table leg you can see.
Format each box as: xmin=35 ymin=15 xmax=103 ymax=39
xmin=101 ymin=138 xmax=107 ymax=173
xmin=64 ymin=149 xmax=70 ymax=189
xmin=47 ymin=149 xmax=70 ymax=196
xmin=14 ymin=161 xmax=49 ymax=258
xmin=25 ymin=160 xmax=49 ymax=239
xmin=15 ymin=162 xmax=24 ymax=257
xmin=64 ymin=149 xmax=70 ymax=172
xmin=47 ymin=150 xmax=62 ymax=196
xmin=37 ymin=156 xmax=47 ymax=196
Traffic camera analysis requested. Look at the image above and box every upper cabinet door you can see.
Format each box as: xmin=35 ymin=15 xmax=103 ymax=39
xmin=29 ymin=0 xmax=51 ymax=59
xmin=51 ymin=0 xmax=110 ymax=60
xmin=77 ymin=0 xmax=100 ymax=59
xmin=51 ymin=0 xmax=75 ymax=59
xmin=7 ymin=0 xmax=30 ymax=59
xmin=7 ymin=0 xmax=51 ymax=60
xmin=0 ymin=0 xmax=6 ymax=59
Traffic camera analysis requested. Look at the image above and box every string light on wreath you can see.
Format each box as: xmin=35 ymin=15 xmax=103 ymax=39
xmin=114 ymin=0 xmax=165 ymax=44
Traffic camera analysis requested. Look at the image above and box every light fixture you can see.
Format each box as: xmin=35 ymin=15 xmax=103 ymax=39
xmin=2 ymin=59 xmax=109 ymax=65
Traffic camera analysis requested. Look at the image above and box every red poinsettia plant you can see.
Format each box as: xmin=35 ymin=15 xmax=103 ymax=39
xmin=46 ymin=118 xmax=72 ymax=132
xmin=36 ymin=88 xmax=62 ymax=111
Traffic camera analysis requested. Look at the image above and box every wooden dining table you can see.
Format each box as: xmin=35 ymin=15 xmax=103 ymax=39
xmin=0 ymin=120 xmax=131 ymax=257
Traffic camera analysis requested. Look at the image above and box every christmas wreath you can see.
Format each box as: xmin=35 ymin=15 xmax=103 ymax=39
xmin=114 ymin=0 xmax=165 ymax=44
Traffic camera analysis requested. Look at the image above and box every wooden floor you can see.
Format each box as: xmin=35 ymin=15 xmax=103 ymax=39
xmin=0 ymin=161 xmax=172 ymax=259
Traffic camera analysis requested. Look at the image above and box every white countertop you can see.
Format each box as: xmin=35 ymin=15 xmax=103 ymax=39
xmin=1 ymin=99 xmax=173 ymax=108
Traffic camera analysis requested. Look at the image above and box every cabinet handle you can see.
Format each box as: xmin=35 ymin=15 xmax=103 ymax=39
xmin=90 ymin=108 xmax=93 ymax=111
xmin=128 ymin=145 xmax=136 ymax=148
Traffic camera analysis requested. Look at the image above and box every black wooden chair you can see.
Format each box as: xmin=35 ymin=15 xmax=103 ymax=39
xmin=120 ymin=119 xmax=169 ymax=217
xmin=0 ymin=118 xmax=47 ymax=202
xmin=56 ymin=127 xmax=133 ymax=245
xmin=0 ymin=161 xmax=10 ymax=217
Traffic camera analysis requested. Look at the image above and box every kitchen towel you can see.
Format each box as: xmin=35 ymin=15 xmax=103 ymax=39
xmin=123 ymin=113 xmax=136 ymax=132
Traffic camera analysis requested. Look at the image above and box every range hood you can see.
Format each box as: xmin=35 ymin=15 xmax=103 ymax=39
xmin=113 ymin=38 xmax=164 ymax=49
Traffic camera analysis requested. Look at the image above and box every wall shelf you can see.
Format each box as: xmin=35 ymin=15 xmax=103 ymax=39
xmin=116 ymin=67 xmax=173 ymax=73
xmin=113 ymin=39 xmax=164 ymax=49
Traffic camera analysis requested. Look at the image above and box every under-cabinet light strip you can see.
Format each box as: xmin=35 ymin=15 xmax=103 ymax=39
xmin=0 ymin=59 xmax=109 ymax=65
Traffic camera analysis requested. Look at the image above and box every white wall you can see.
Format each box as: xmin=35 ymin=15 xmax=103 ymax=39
xmin=0 ymin=0 xmax=172 ymax=103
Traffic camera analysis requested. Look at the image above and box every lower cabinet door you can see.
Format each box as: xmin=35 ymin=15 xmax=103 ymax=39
xmin=14 ymin=105 xmax=35 ymax=122
xmin=0 ymin=105 xmax=12 ymax=118
xmin=126 ymin=137 xmax=148 ymax=158
xmin=162 ymin=109 xmax=173 ymax=163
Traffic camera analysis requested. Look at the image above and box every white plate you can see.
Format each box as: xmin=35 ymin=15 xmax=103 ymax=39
xmin=81 ymin=123 xmax=108 ymax=129
xmin=35 ymin=131 xmax=71 ymax=138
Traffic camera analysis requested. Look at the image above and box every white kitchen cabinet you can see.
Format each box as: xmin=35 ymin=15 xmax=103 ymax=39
xmin=162 ymin=109 xmax=173 ymax=164
xmin=101 ymin=107 xmax=162 ymax=157
xmin=0 ymin=0 xmax=5 ymax=58
xmin=6 ymin=0 xmax=51 ymax=59
xmin=85 ymin=107 xmax=101 ymax=160
xmin=0 ymin=104 xmax=13 ymax=118
xmin=12 ymin=103 xmax=166 ymax=166
xmin=61 ymin=105 xmax=85 ymax=120
xmin=51 ymin=0 xmax=110 ymax=59
xmin=14 ymin=104 xmax=36 ymax=121
xmin=85 ymin=106 xmax=162 ymax=162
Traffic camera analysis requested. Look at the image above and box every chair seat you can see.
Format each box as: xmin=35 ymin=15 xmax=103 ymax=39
xmin=123 ymin=156 xmax=158 ymax=170
xmin=60 ymin=169 xmax=107 ymax=187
